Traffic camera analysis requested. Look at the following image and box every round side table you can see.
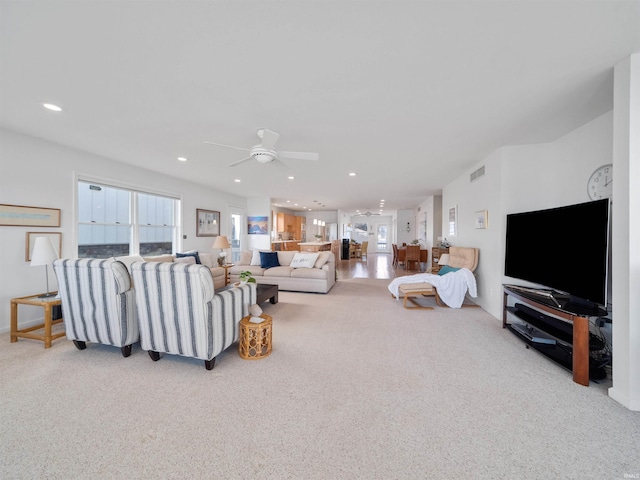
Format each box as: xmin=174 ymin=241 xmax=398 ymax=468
xmin=239 ymin=314 xmax=272 ymax=360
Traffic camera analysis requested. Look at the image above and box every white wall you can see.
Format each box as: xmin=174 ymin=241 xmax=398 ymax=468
xmin=609 ymin=54 xmax=640 ymax=411
xmin=443 ymin=111 xmax=614 ymax=318
xmin=0 ymin=128 xmax=246 ymax=333
xmin=442 ymin=86 xmax=639 ymax=411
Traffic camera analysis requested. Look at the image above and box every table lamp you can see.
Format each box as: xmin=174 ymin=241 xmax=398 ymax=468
xmin=438 ymin=253 xmax=450 ymax=266
xmin=212 ymin=235 xmax=231 ymax=266
xmin=31 ymin=236 xmax=59 ymax=298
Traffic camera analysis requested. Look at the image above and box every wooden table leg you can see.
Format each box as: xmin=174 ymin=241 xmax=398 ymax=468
xmin=572 ymin=316 xmax=590 ymax=386
xmin=10 ymin=300 xmax=18 ymax=343
xmin=43 ymin=303 xmax=53 ymax=348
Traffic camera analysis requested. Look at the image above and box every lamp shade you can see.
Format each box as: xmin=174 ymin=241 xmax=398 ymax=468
xmin=212 ymin=235 xmax=230 ymax=249
xmin=437 ymin=253 xmax=450 ymax=266
xmin=30 ymin=237 xmax=58 ymax=266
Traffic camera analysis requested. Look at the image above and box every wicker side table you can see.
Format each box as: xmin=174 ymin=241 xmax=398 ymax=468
xmin=239 ymin=314 xmax=272 ymax=360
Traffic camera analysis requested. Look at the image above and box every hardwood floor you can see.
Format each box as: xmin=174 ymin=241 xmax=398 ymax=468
xmin=335 ymin=252 xmax=426 ymax=280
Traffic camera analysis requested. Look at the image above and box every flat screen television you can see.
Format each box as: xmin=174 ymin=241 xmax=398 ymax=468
xmin=504 ymin=199 xmax=610 ymax=315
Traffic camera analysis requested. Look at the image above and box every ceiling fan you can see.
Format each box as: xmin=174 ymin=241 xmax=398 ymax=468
xmin=204 ymin=128 xmax=319 ymax=167
xmin=355 ymin=210 xmax=381 ymax=217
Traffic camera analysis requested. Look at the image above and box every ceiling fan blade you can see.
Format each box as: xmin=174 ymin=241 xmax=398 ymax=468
xmin=259 ymin=129 xmax=280 ymax=149
xmin=227 ymin=156 xmax=253 ymax=167
xmin=204 ymin=141 xmax=251 ymax=152
xmin=278 ymin=151 xmax=320 ymax=161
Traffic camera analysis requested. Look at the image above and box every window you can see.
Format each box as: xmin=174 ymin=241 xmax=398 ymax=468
xmin=78 ymin=181 xmax=179 ymax=258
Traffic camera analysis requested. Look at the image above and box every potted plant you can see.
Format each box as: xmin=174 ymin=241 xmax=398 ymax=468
xmin=314 ymin=234 xmax=322 ymax=240
xmin=239 ymin=271 xmax=256 ymax=285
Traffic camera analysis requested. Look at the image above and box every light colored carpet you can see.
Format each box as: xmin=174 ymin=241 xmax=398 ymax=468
xmin=1 ymin=278 xmax=638 ymax=479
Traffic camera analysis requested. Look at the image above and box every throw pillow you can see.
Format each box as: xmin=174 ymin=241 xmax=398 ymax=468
xmin=314 ymin=251 xmax=331 ymax=268
xmin=260 ymin=251 xmax=280 ymax=269
xmin=250 ymin=248 xmax=270 ymax=266
xmin=437 ymin=265 xmax=460 ymax=276
xmin=290 ymin=252 xmax=319 ymax=269
xmin=198 ymin=253 xmax=214 ymax=268
xmin=240 ymin=251 xmax=252 ymax=265
xmin=114 ymin=254 xmax=145 ymax=273
xmin=176 ymin=252 xmax=201 ymax=264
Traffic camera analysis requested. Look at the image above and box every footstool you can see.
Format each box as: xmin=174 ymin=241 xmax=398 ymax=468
xmin=397 ymin=282 xmax=440 ymax=309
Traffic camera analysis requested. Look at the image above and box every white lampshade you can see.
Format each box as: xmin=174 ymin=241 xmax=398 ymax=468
xmin=437 ymin=253 xmax=450 ymax=266
xmin=212 ymin=235 xmax=231 ymax=249
xmin=31 ymin=237 xmax=58 ymax=266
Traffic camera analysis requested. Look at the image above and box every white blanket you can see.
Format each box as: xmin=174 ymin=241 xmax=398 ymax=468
xmin=387 ymin=268 xmax=478 ymax=308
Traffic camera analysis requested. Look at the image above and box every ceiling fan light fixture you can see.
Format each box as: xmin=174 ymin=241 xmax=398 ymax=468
xmin=252 ymin=152 xmax=276 ymax=164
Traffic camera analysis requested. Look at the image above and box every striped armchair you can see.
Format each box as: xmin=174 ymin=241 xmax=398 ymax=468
xmin=131 ymin=262 xmax=257 ymax=370
xmin=52 ymin=259 xmax=139 ymax=357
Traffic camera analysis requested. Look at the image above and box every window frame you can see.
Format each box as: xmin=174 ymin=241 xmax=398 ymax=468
xmin=75 ymin=174 xmax=182 ymax=258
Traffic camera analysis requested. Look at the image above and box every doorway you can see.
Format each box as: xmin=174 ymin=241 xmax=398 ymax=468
xmin=376 ymin=223 xmax=389 ymax=253
xmin=228 ymin=205 xmax=245 ymax=264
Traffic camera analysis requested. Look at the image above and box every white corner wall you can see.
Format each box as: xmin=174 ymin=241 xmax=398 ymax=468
xmin=0 ymin=128 xmax=246 ymax=333
xmin=609 ymin=54 xmax=640 ymax=411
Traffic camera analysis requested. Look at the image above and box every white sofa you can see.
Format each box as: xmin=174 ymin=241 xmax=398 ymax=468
xmin=228 ymin=250 xmax=335 ymax=293
xmin=116 ymin=252 xmax=226 ymax=290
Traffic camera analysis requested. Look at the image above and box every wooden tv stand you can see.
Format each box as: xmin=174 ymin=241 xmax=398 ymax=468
xmin=503 ymin=285 xmax=590 ymax=386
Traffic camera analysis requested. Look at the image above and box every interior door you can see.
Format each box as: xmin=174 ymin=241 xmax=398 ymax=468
xmin=376 ymin=223 xmax=389 ymax=253
xmin=228 ymin=205 xmax=245 ymax=264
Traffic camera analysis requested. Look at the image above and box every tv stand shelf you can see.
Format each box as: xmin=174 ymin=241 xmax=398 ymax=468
xmin=503 ymin=285 xmax=591 ymax=386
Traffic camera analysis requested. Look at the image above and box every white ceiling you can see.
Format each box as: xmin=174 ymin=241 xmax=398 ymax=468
xmin=1 ymin=1 xmax=639 ymax=215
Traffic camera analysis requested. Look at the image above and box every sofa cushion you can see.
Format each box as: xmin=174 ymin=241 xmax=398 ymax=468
xmin=229 ymin=265 xmax=266 ymax=277
xmin=264 ymin=266 xmax=295 ymax=277
xmin=290 ymin=252 xmax=319 ymax=268
xmin=174 ymin=256 xmax=196 ymax=265
xmin=276 ymin=250 xmax=298 ymax=266
xmin=250 ymin=249 xmax=271 ymax=266
xmin=260 ymin=251 xmax=280 ymax=269
xmin=176 ymin=252 xmax=201 ymax=264
xmin=314 ymin=251 xmax=331 ymax=268
xmin=142 ymin=254 xmax=174 ymax=263
xmin=291 ymin=267 xmax=328 ymax=279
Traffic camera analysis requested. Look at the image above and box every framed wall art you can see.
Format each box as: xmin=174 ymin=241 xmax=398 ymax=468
xmin=475 ymin=210 xmax=488 ymax=229
xmin=247 ymin=216 xmax=269 ymax=235
xmin=196 ymin=209 xmax=220 ymax=237
xmin=1 ymin=204 xmax=61 ymax=227
xmin=448 ymin=205 xmax=457 ymax=236
xmin=25 ymin=232 xmax=62 ymax=261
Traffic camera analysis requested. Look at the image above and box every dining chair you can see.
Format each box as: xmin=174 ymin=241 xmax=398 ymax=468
xmin=405 ymin=245 xmax=421 ymax=271
xmin=392 ymin=244 xmax=398 ymax=267
xmin=360 ymin=241 xmax=368 ymax=260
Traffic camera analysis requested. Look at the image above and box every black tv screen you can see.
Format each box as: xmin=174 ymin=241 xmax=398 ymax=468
xmin=504 ymin=199 xmax=610 ymax=307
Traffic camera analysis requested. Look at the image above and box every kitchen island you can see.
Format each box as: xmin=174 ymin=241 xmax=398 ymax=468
xmin=271 ymin=240 xmax=299 ymax=251
xmin=297 ymin=242 xmax=331 ymax=252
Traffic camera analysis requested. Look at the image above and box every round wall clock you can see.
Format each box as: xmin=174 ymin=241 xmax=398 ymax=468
xmin=587 ymin=164 xmax=613 ymax=200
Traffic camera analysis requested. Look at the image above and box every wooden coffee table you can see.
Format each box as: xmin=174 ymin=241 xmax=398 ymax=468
xmin=256 ymin=283 xmax=278 ymax=305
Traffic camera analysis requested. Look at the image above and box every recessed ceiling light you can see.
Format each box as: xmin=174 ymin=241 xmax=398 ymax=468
xmin=288 ymin=176 xmax=295 ymax=180
xmin=177 ymin=157 xmax=187 ymax=162
xmin=234 ymin=179 xmax=241 ymax=183
xmin=43 ymin=103 xmax=62 ymax=112
xmin=349 ymin=172 xmax=356 ymax=176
